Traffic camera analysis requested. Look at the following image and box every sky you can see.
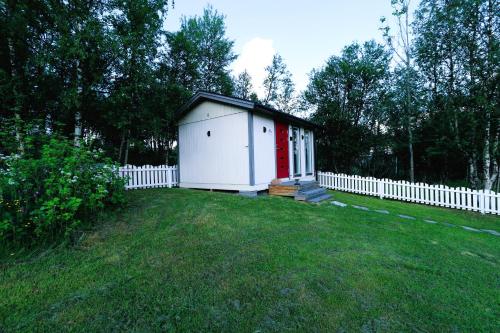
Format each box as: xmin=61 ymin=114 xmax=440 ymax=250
xmin=164 ymin=0 xmax=419 ymax=98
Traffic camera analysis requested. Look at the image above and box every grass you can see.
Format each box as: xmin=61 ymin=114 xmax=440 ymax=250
xmin=1 ymin=188 xmax=499 ymax=332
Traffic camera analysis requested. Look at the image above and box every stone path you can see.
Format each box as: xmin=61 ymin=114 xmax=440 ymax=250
xmin=461 ymin=226 xmax=481 ymax=232
xmin=330 ymin=200 xmax=499 ymax=237
xmin=481 ymin=229 xmax=500 ymax=236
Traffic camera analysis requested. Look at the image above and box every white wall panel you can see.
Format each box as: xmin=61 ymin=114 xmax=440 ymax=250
xmin=252 ymin=114 xmax=276 ymax=185
xmin=178 ymin=101 xmax=245 ymax=125
xmin=179 ymin=102 xmax=250 ymax=187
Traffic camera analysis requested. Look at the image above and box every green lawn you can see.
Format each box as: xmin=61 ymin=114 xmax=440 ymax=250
xmin=1 ymin=188 xmax=499 ymax=332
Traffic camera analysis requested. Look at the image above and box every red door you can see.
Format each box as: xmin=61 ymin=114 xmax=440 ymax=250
xmin=275 ymin=122 xmax=289 ymax=178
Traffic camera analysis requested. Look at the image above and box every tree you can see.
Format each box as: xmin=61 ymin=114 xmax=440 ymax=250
xmin=233 ymin=70 xmax=254 ymax=100
xmin=414 ymin=0 xmax=499 ymax=189
xmin=107 ymin=0 xmax=171 ymax=165
xmin=304 ymin=41 xmax=391 ymax=174
xmin=0 ymin=1 xmax=55 ymax=153
xmin=380 ymin=0 xmax=418 ymax=182
xmin=0 ymin=1 xmax=114 ymax=151
xmin=386 ymin=66 xmax=426 ymax=179
xmin=262 ymin=54 xmax=297 ymax=113
xmin=50 ymin=1 xmax=112 ymax=146
xmin=166 ymin=5 xmax=237 ymax=95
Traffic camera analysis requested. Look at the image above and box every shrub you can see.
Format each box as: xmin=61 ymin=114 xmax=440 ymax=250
xmin=0 ymin=138 xmax=125 ymax=245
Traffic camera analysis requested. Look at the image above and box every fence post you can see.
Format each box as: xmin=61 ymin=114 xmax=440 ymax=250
xmin=167 ymin=166 xmax=172 ymax=188
xmin=378 ymin=179 xmax=384 ymax=199
xmin=479 ymin=190 xmax=485 ymax=214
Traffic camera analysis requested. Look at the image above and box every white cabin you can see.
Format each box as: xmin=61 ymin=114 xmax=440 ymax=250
xmin=177 ymin=92 xmax=317 ymax=192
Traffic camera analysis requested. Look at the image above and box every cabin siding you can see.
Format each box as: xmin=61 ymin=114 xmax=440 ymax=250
xmin=178 ymin=101 xmax=250 ymax=189
xmin=178 ymin=100 xmax=245 ymax=125
xmin=253 ymin=113 xmax=276 ymax=185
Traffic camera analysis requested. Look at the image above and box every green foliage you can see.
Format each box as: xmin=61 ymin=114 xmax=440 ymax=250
xmin=304 ymin=0 xmax=498 ymax=187
xmin=304 ymin=41 xmax=391 ymax=174
xmin=0 ymin=137 xmax=125 ymax=245
xmin=263 ymin=54 xmax=297 ymax=113
xmin=166 ymin=5 xmax=237 ymax=95
xmin=413 ymin=0 xmax=499 ymax=188
xmin=233 ymin=70 xmax=256 ymax=100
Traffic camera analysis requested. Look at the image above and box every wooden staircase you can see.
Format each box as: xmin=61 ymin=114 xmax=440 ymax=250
xmin=268 ymin=180 xmax=331 ymax=203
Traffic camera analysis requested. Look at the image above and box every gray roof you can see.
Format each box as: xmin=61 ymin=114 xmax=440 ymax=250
xmin=177 ymin=91 xmax=317 ymax=129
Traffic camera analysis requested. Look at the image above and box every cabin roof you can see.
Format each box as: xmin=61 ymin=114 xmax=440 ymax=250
xmin=176 ymin=91 xmax=317 ymax=129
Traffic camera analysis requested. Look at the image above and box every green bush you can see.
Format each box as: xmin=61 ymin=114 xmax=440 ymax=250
xmin=0 ymin=138 xmax=125 ymax=245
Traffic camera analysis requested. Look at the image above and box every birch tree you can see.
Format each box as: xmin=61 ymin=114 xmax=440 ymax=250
xmin=263 ymin=54 xmax=297 ymax=113
xmin=414 ymin=0 xmax=499 ymax=189
xmin=380 ymin=0 xmax=418 ymax=182
xmin=233 ymin=70 xmax=255 ymax=100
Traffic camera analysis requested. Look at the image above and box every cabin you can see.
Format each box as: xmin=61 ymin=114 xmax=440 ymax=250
xmin=177 ymin=91 xmax=330 ymax=202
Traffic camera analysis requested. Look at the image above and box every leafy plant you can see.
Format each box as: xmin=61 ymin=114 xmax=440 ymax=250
xmin=0 ymin=137 xmax=125 ymax=245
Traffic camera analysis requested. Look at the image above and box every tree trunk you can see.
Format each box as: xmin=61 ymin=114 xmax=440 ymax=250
xmin=395 ymin=155 xmax=398 ymax=178
xmin=483 ymin=111 xmax=492 ymax=189
xmin=496 ymin=173 xmax=500 ymax=193
xmin=7 ymin=30 xmax=24 ymax=154
xmin=14 ymin=112 xmax=24 ymax=154
xmin=408 ymin=122 xmax=415 ymax=183
xmin=124 ymin=132 xmax=130 ymax=166
xmin=74 ymin=58 xmax=83 ymax=147
xmin=482 ymin=0 xmax=498 ymax=190
xmin=74 ymin=111 xmax=82 ymax=147
xmin=468 ymin=154 xmax=480 ymax=189
xmin=118 ymin=130 xmax=126 ymax=165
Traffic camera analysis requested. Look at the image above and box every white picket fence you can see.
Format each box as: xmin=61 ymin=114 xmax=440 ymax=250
xmin=118 ymin=165 xmax=178 ymax=190
xmin=318 ymin=172 xmax=500 ymax=215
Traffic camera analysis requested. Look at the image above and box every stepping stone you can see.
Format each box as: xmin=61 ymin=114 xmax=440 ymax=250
xmin=374 ymin=209 xmax=390 ymax=214
xmin=331 ymin=201 xmax=347 ymax=207
xmin=352 ymin=205 xmax=369 ymax=211
xmin=280 ymin=288 xmax=295 ymax=296
xmin=442 ymin=222 xmax=455 ymax=227
xmin=398 ymin=214 xmax=416 ymax=220
xmin=480 ymin=229 xmax=500 ymax=236
xmin=424 ymin=219 xmax=438 ymax=224
xmin=462 ymin=226 xmax=481 ymax=233
xmin=231 ymin=299 xmax=241 ymax=310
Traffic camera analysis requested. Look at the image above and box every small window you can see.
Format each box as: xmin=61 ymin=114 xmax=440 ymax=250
xmin=263 ymin=126 xmax=267 ymax=133
xmin=207 ymin=130 xmax=211 ymax=137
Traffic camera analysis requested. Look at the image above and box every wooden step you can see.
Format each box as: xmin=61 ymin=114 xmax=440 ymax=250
xmin=269 ymin=180 xmax=320 ymax=197
xmin=268 ymin=184 xmax=299 ymax=197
